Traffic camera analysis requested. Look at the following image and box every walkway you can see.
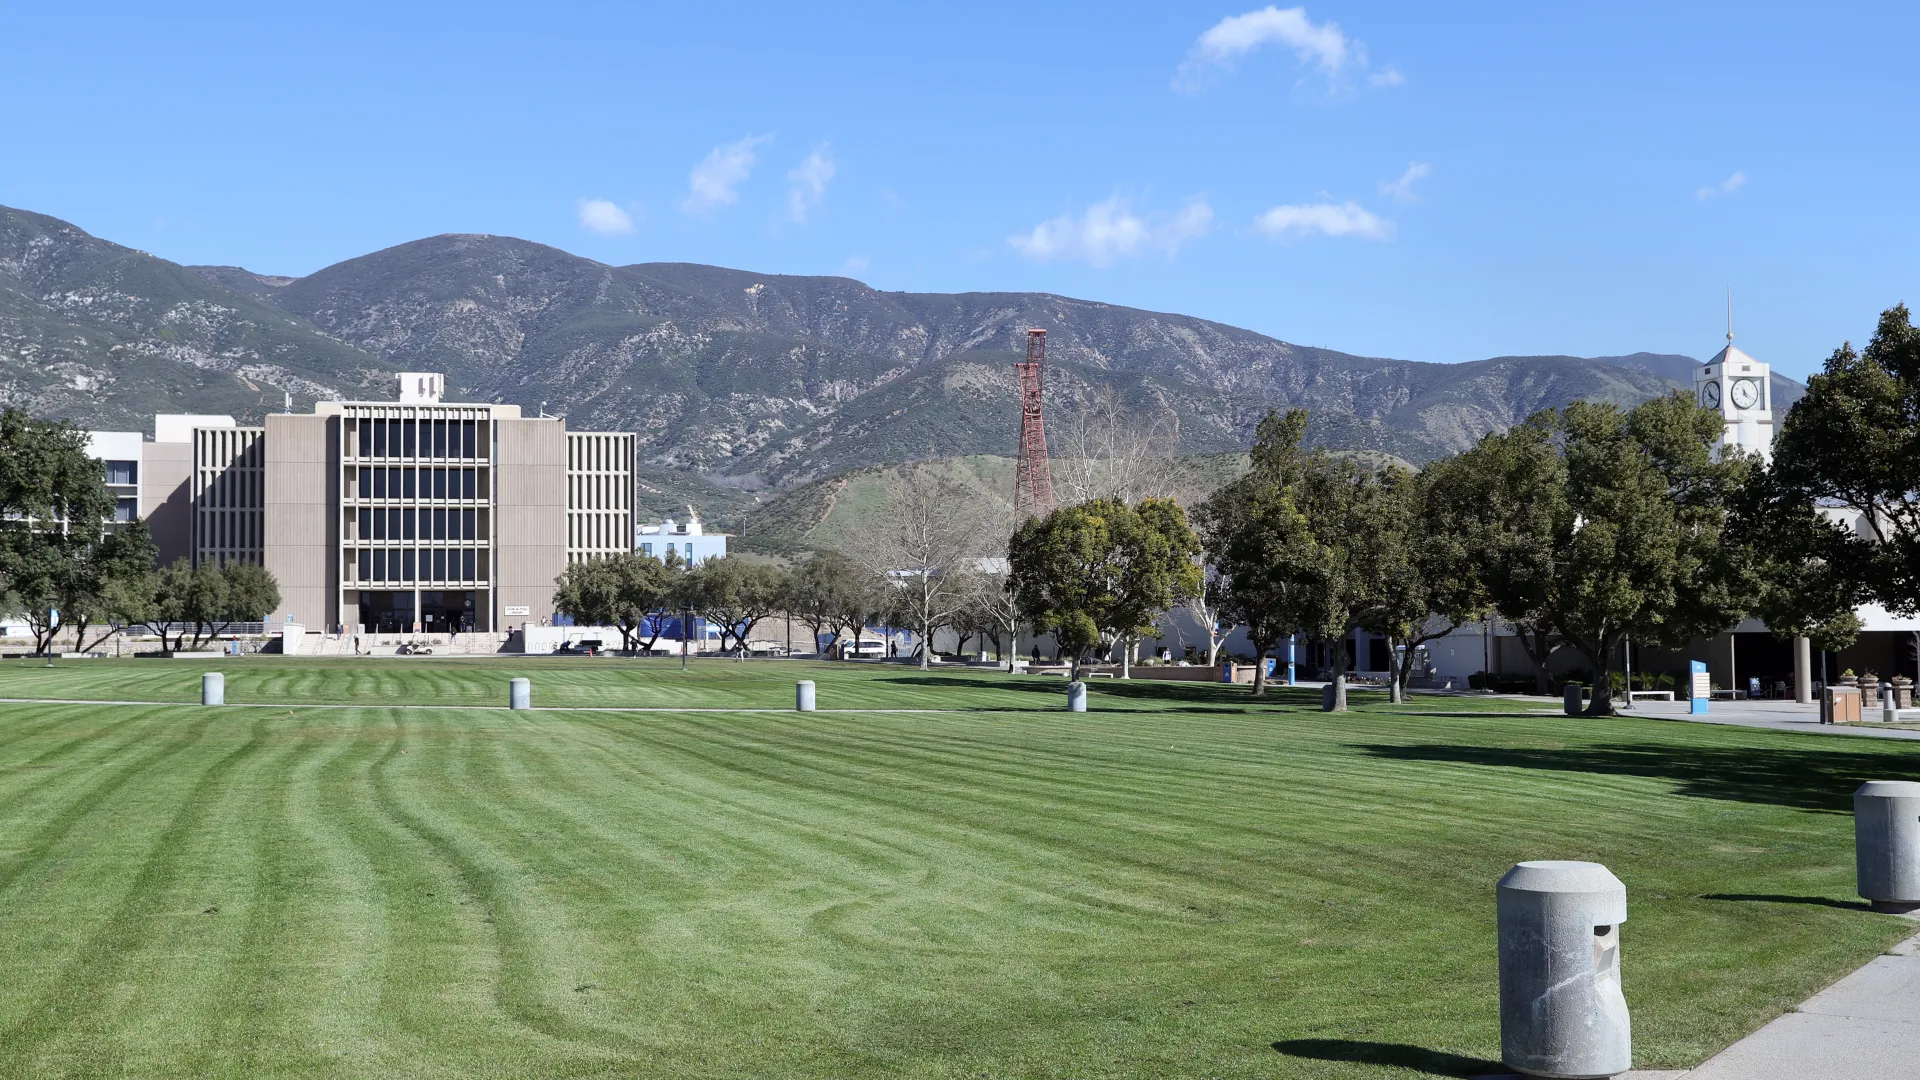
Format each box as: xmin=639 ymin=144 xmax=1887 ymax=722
xmin=1533 ymin=697 xmax=1920 ymax=742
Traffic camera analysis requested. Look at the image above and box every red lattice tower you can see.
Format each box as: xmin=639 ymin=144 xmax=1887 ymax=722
xmin=1013 ymin=328 xmax=1055 ymax=518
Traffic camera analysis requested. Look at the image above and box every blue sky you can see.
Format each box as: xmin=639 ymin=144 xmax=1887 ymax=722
xmin=4 ymin=1 xmax=1915 ymax=379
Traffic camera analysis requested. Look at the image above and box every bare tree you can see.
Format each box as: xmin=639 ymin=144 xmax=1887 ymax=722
xmin=1053 ymin=385 xmax=1187 ymax=507
xmin=859 ymin=465 xmax=993 ymax=671
xmin=1180 ymin=563 xmax=1235 ymax=667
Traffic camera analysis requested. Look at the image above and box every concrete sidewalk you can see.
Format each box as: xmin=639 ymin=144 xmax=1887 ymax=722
xmin=1529 ymin=696 xmax=1920 ymax=742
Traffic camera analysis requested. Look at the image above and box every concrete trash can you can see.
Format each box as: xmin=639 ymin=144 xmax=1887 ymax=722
xmin=796 ymin=680 xmax=816 ymax=712
xmin=509 ymin=677 xmax=531 ymax=711
xmin=1321 ymin=683 xmax=1337 ymax=711
xmin=1855 ymin=780 xmax=1920 ymax=914
xmin=202 ymin=672 xmax=225 ymax=706
xmin=1563 ymin=683 xmax=1584 ymax=716
xmin=1498 ymin=860 xmax=1630 ymax=1079
xmin=1067 ymin=681 xmax=1087 ymax=712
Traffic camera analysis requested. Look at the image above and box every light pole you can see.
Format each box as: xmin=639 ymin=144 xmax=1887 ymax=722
xmin=681 ymin=608 xmax=692 ymax=671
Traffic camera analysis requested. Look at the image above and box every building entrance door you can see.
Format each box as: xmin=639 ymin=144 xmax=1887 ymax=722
xmin=420 ymin=591 xmax=477 ymax=634
xmin=358 ymin=591 xmax=416 ymax=634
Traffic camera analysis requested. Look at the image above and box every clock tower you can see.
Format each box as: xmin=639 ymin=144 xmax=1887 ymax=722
xmin=1694 ymin=340 xmax=1773 ymax=463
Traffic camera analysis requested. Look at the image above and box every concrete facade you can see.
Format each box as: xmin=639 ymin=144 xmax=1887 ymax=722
xmin=87 ymin=377 xmax=635 ymax=640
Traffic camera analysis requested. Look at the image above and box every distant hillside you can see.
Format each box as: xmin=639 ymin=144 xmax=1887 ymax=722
xmin=0 ymin=203 xmax=1805 ymax=501
xmin=0 ymin=206 xmax=397 ymax=431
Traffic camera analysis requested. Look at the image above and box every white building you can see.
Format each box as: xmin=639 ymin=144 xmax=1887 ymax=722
xmin=636 ymin=507 xmax=728 ymax=565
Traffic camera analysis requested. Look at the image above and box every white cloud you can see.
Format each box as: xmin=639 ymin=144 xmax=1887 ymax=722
xmin=1008 ymin=196 xmax=1214 ymax=267
xmin=1378 ymin=162 xmax=1431 ymax=203
xmin=786 ymin=147 xmax=836 ymax=224
xmin=1696 ymin=171 xmax=1747 ymax=200
xmin=575 ymin=198 xmax=634 ymax=236
xmin=1254 ymin=201 xmax=1394 ymax=241
xmin=681 ymin=135 xmax=770 ymax=216
xmin=1177 ymin=6 xmax=1395 ymax=91
xmin=840 ymin=255 xmax=869 ymax=276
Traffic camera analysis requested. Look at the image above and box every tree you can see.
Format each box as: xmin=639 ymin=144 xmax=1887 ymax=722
xmin=0 ymin=407 xmax=121 ymax=654
xmin=553 ymin=559 xmax=620 ymax=632
xmin=59 ymin=522 xmax=159 ymax=655
xmin=147 ymin=560 xmax=281 ymax=651
xmin=1451 ymin=396 xmax=1751 ymax=715
xmin=1357 ymin=458 xmax=1489 ymax=703
xmin=1053 ymin=386 xmax=1188 ymax=506
xmin=1196 ymin=410 xmax=1338 ymax=697
xmin=1008 ymin=497 xmax=1202 ymax=680
xmin=552 ymin=553 xmax=677 ymax=653
xmin=685 ymin=556 xmax=789 ymax=654
xmin=784 ymin=550 xmax=864 ymax=657
xmin=1179 ymin=565 xmax=1235 ymax=668
xmin=860 ymin=466 xmax=991 ymax=670
xmin=1766 ymin=305 xmax=1920 ymax=626
xmin=1432 ymin=415 xmax=1568 ymax=694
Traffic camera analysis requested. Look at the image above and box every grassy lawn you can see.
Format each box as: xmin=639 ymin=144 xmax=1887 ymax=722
xmin=0 ymin=657 xmax=1912 ymax=1078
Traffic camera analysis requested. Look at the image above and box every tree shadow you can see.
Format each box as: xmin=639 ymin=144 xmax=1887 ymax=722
xmin=1271 ymin=1039 xmax=1502 ymax=1077
xmin=876 ymin=673 xmax=1310 ymax=709
xmin=1700 ymin=893 xmax=1873 ymax=911
xmin=1355 ymin=741 xmax=1920 ymax=812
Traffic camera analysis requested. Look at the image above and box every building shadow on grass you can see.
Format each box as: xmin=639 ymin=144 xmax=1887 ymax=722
xmin=1356 ymin=742 xmax=1920 ymax=812
xmin=1700 ymin=893 xmax=1873 ymax=911
xmin=1272 ymin=1039 xmax=1501 ymax=1077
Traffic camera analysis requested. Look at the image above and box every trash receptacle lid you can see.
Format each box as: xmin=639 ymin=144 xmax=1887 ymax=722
xmin=1856 ymin=780 xmax=1920 ymax=798
xmin=1498 ymin=860 xmax=1626 ymax=898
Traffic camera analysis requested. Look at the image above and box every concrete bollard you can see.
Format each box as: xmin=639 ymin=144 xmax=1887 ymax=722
xmin=201 ymin=672 xmax=225 ymax=706
xmin=509 ymin=677 xmax=531 ymax=711
xmin=1498 ymin=860 xmax=1631 ymax=1079
xmin=1884 ymin=682 xmax=1898 ymax=724
xmin=796 ymin=680 xmax=816 ymax=712
xmin=1563 ymin=683 xmax=1584 ymax=716
xmin=1855 ymin=781 xmax=1920 ymax=914
xmin=1066 ymin=681 xmax=1087 ymax=712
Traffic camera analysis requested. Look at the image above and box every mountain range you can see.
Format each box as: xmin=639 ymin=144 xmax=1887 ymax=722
xmin=0 ymin=203 xmax=1803 ymax=512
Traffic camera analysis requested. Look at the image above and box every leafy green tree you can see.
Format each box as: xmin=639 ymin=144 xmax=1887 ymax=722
xmin=553 ymin=559 xmax=620 ymax=633
xmin=1196 ymin=410 xmax=1334 ymax=697
xmin=552 ymin=554 xmax=677 ymax=653
xmin=1433 ymin=414 xmax=1568 ymax=693
xmin=784 ymin=550 xmax=866 ymax=657
xmin=1008 ymin=497 xmax=1202 ymax=680
xmin=685 ymin=556 xmax=790 ymax=654
xmin=1354 ymin=464 xmax=1489 ymax=703
xmin=60 ymin=522 xmax=159 ymax=655
xmin=0 ymin=407 xmax=123 ymax=654
xmin=1453 ymin=396 xmax=1752 ymax=714
xmin=147 ymin=559 xmax=281 ymax=651
xmin=1765 ymin=304 xmax=1920 ymax=634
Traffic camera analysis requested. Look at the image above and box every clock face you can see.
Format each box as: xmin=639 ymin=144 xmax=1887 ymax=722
xmin=1730 ymin=378 xmax=1761 ymax=410
xmin=1702 ymin=381 xmax=1721 ymax=409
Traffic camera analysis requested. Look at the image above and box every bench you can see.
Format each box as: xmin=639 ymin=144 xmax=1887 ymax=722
xmin=1627 ymin=690 xmax=1675 ymax=702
